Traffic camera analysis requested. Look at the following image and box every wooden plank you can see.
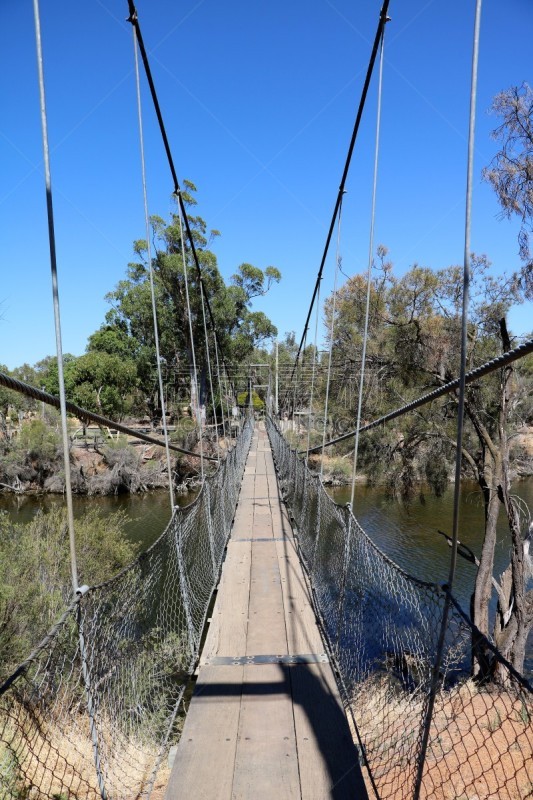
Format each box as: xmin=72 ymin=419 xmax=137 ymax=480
xmin=231 ymin=664 xmax=300 ymax=800
xmin=289 ymin=663 xmax=366 ymax=799
xmin=246 ymin=541 xmax=288 ymax=654
xmin=165 ymin=425 xmax=368 ymax=800
xmin=164 ymin=665 xmax=243 ymax=800
xmin=201 ymin=540 xmax=251 ymax=663
xmin=276 ymin=538 xmax=324 ymax=656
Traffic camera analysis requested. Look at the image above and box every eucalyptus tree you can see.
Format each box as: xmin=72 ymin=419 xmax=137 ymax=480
xmin=98 ymin=182 xmax=280 ymax=418
xmin=483 ymin=82 xmax=533 ymax=299
xmin=323 ymin=250 xmax=532 ymax=676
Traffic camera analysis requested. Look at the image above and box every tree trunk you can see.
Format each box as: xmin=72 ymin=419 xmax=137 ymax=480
xmin=472 ymin=459 xmax=501 ymax=640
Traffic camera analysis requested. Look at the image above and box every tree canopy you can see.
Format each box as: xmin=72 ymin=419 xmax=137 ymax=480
xmin=309 ymin=247 xmax=531 ymax=675
xmin=484 ymin=82 xmax=533 ymax=299
xmin=99 ymin=182 xmax=280 ymax=416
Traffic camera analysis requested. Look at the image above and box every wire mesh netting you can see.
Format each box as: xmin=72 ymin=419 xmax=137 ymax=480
xmin=266 ymin=415 xmax=533 ymax=800
xmin=0 ymin=418 xmax=253 ymax=800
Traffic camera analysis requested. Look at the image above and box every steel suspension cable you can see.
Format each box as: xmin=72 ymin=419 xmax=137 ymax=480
xmin=306 ymin=282 xmax=322 ymax=459
xmin=34 ymin=5 xmax=108 ymax=796
xmin=200 ymin=283 xmax=220 ymax=462
xmin=291 ymin=0 xmax=391 ymax=382
xmin=132 ymin=26 xmax=176 ymax=510
xmin=177 ymin=201 xmax=205 ymax=479
xmin=305 ymin=336 xmax=533 ymax=454
xmin=296 ymin=331 xmax=307 ymax=441
xmin=0 ymin=371 xmax=217 ymax=460
xmin=414 ymin=2 xmax=483 ymax=794
xmin=126 ymin=2 xmax=232 ymax=385
xmin=212 ymin=331 xmax=229 ymax=442
xmin=33 ymin=0 xmax=78 ymax=596
xmin=320 ymin=195 xmax=345 ymax=479
xmin=350 ymin=23 xmax=387 ymax=509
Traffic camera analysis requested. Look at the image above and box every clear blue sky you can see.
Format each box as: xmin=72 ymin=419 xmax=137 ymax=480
xmin=1 ymin=0 xmax=531 ymax=371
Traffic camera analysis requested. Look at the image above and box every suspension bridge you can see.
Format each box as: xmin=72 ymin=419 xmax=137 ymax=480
xmin=1 ymin=1 xmax=533 ymax=799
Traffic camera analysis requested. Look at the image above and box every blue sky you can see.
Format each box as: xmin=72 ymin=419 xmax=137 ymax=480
xmin=1 ymin=0 xmax=531 ymax=371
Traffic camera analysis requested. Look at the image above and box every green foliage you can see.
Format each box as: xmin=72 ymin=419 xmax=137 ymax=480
xmin=42 ymin=352 xmax=138 ymax=420
xmin=313 ymin=242 xmax=533 ymax=672
xmin=326 ymin=457 xmax=352 ymax=483
xmin=0 ymin=506 xmax=137 ymax=678
xmin=101 ymin=186 xmax=280 ymax=418
xmin=237 ymin=390 xmax=264 ymax=411
xmin=16 ymin=418 xmax=61 ymax=461
xmin=0 ymin=364 xmax=41 ymax=418
xmin=2 ymin=183 xmax=281 ymax=430
xmin=423 ymin=440 xmax=451 ymax=497
xmin=0 ymin=418 xmax=62 ymax=488
xmin=483 ymin=83 xmax=533 ymax=298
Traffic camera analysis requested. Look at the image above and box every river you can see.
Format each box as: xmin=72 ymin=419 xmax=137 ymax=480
xmin=330 ymin=478 xmax=533 ymax=676
xmin=1 ymin=476 xmax=532 ymax=672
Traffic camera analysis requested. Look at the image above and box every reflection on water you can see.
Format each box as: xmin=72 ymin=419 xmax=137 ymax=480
xmin=329 ymin=480 xmax=533 ymax=603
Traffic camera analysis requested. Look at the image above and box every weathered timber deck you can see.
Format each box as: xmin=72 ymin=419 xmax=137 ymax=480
xmin=164 ymin=425 xmax=368 ymax=799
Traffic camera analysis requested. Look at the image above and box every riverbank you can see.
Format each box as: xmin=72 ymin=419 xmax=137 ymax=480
xmin=310 ymin=424 xmax=533 ymax=487
xmin=0 ymin=416 xmax=222 ymax=496
xmin=2 ymin=418 xmax=532 ymax=497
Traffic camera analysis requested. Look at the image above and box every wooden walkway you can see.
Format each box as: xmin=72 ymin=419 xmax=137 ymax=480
xmin=165 ymin=425 xmax=368 ymax=799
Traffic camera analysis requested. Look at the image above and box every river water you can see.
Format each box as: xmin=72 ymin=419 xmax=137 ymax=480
xmin=331 ymin=478 xmax=533 ymax=676
xmin=330 ymin=479 xmax=533 ymax=606
xmin=2 ymin=476 xmax=532 ymax=672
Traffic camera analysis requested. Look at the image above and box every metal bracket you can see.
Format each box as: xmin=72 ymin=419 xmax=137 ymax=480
xmin=231 ymin=537 xmax=290 ymax=542
xmin=205 ymin=653 xmax=329 ymax=666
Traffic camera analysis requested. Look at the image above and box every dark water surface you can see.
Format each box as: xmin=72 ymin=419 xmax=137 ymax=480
xmin=0 ymin=489 xmax=194 ymax=550
xmin=2 ymin=479 xmax=531 ymax=595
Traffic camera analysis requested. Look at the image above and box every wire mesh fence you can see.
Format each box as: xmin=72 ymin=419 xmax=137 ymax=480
xmin=266 ymin=415 xmax=533 ymax=800
xmin=0 ymin=417 xmax=253 ymax=800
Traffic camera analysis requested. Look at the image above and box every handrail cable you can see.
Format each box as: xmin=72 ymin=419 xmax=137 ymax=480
xmin=177 ymin=200 xmax=205 ymax=478
xmin=414 ymin=1 xmax=483 ymax=795
xmin=132 ymin=24 xmax=176 ymax=510
xmin=320 ymin=194 xmax=344 ymax=479
xmin=290 ymin=0 xmax=391 ymax=382
xmin=0 ymin=370 xmax=217 ymax=461
xmin=305 ymin=336 xmax=533 ymax=454
xmin=350 ymin=22 xmax=387 ymax=508
xmin=126 ymin=2 xmax=234 ymax=393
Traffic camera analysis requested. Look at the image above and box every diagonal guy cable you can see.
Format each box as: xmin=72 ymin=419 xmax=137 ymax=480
xmin=132 ymin=23 xmax=176 ymax=509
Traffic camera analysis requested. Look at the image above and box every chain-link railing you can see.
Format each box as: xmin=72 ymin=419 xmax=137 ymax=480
xmin=0 ymin=418 xmax=253 ymax=800
xmin=266 ymin=415 xmax=533 ymax=800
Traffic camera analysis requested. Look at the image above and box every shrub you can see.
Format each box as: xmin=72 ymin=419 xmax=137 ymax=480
xmin=236 ymin=390 xmax=264 ymax=411
xmin=0 ymin=507 xmax=137 ymax=678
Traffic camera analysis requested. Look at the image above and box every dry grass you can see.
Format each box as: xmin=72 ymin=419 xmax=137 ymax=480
xmin=1 ymin=699 xmax=172 ymax=799
xmin=349 ymin=676 xmax=533 ymax=800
